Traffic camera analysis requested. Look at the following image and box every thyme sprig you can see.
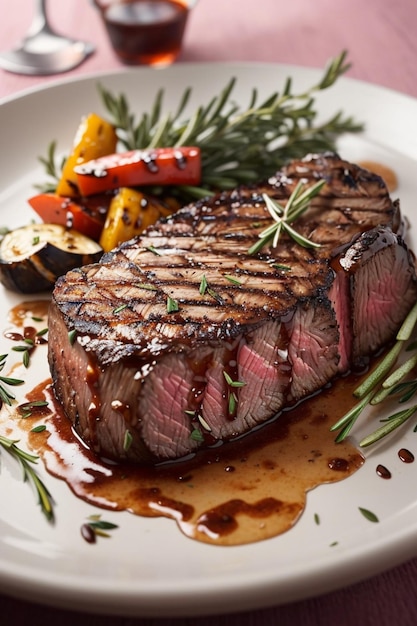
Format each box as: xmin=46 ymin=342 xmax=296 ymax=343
xmin=248 ymin=179 xmax=325 ymax=255
xmin=0 ymin=434 xmax=54 ymax=520
xmin=331 ymin=302 xmax=417 ymax=447
xmin=96 ymin=51 xmax=362 ymax=202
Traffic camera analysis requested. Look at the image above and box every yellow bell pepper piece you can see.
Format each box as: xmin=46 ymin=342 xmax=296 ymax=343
xmin=56 ymin=113 xmax=118 ymax=198
xmin=99 ymin=188 xmax=179 ymax=252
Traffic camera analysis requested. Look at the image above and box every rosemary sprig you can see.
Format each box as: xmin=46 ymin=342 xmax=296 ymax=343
xmin=0 ymin=353 xmax=24 ymax=408
xmin=35 ymin=140 xmax=65 ymax=193
xmin=94 ymin=51 xmax=362 ymax=202
xmin=248 ymin=179 xmax=325 ymax=255
xmin=0 ymin=434 xmax=54 ymax=520
xmin=331 ymin=302 xmax=417 ymax=447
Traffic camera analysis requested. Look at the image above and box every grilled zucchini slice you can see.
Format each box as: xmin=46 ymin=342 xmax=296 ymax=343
xmin=0 ymin=223 xmax=102 ymax=293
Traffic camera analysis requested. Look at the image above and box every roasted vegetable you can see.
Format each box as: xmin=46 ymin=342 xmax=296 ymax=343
xmin=28 ymin=192 xmax=112 ymax=241
xmin=0 ymin=223 xmax=103 ymax=293
xmin=74 ymin=146 xmax=201 ymax=196
xmin=99 ymin=188 xmax=178 ymax=252
xmin=56 ymin=113 xmax=118 ymax=197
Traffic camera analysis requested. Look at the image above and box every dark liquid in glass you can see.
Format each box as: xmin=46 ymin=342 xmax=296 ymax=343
xmin=97 ymin=0 xmax=189 ymax=65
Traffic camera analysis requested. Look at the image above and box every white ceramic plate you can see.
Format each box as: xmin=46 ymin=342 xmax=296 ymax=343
xmin=1 ymin=63 xmax=417 ymax=618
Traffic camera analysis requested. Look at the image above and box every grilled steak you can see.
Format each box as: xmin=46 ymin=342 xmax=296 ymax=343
xmin=48 ymin=152 xmax=417 ymax=464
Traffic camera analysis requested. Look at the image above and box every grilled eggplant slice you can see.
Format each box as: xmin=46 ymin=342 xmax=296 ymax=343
xmin=0 ymin=223 xmax=103 ymax=293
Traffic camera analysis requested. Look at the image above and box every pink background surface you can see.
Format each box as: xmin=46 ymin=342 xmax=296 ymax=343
xmin=1 ymin=1 xmax=417 ymax=625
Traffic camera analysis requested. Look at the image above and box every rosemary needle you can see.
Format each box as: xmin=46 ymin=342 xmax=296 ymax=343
xmin=360 ymin=406 xmax=417 ymax=448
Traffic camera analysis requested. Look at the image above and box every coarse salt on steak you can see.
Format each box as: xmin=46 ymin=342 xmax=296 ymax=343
xmin=48 ymin=153 xmax=417 ymax=464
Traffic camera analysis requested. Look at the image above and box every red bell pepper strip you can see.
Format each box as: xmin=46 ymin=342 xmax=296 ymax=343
xmin=28 ymin=193 xmax=112 ymax=241
xmin=74 ymin=146 xmax=201 ymax=197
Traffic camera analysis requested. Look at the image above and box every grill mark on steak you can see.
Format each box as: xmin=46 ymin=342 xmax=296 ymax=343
xmin=48 ymin=153 xmax=417 ymax=464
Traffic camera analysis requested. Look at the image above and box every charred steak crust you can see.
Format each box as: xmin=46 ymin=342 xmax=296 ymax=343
xmin=48 ymin=153 xmax=417 ymax=464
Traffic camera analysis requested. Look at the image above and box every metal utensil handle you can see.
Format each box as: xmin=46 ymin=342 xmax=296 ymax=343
xmin=26 ymin=0 xmax=51 ymax=38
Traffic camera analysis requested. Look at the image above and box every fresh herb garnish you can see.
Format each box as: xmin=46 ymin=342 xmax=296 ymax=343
xmin=31 ymin=424 xmax=47 ymax=433
xmin=223 ymin=371 xmax=246 ymax=416
xmin=224 ymin=274 xmax=242 ymax=285
xmin=0 ymin=434 xmax=54 ymax=520
xmin=135 ymin=282 xmax=157 ymax=291
xmin=167 ymin=296 xmax=179 ymax=313
xmin=248 ymin=180 xmax=326 ymax=255
xmin=197 ymin=413 xmax=212 ymax=432
xmin=0 ymin=337 xmax=53 ymax=520
xmin=272 ymin=263 xmax=291 ymax=271
xmin=145 ymin=245 xmax=162 ymax=256
xmin=35 ymin=141 xmax=65 ymax=193
xmin=199 ymin=274 xmax=208 ymax=295
xmin=223 ymin=371 xmax=246 ymax=388
xmin=185 ymin=409 xmax=211 ymax=433
xmin=0 ymin=354 xmax=24 ymax=407
xmin=19 ymin=399 xmax=49 ymax=419
xmin=81 ymin=515 xmax=119 ymax=543
xmin=207 ymin=287 xmax=224 ymax=305
xmin=190 ymin=428 xmax=204 ymax=443
xmin=198 ymin=275 xmax=223 ymax=303
xmin=68 ymin=329 xmax=77 ymax=345
xmin=331 ymin=302 xmax=417 ymax=447
xmin=228 ymin=391 xmax=238 ymax=415
xmin=359 ymin=507 xmax=379 ymax=523
xmin=113 ymin=303 xmax=128 ymax=314
xmin=94 ymin=51 xmax=362 ymax=202
xmin=11 ymin=344 xmax=33 ymax=368
xmin=123 ymin=429 xmax=133 ymax=451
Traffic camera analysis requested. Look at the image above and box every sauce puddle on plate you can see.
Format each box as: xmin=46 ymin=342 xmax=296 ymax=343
xmin=4 ymin=300 xmax=364 ymax=546
xmin=21 ymin=377 xmax=363 ymax=546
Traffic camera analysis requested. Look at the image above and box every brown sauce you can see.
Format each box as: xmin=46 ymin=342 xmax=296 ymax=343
xmin=376 ymin=464 xmax=392 ymax=479
xmin=358 ymin=161 xmax=398 ymax=193
xmin=7 ymin=299 xmax=50 ymax=326
xmin=17 ymin=376 xmax=364 ymax=546
xmin=398 ymin=448 xmax=414 ymax=463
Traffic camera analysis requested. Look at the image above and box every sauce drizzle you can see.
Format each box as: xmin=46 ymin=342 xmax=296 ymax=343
xmin=398 ymin=448 xmax=415 ymax=464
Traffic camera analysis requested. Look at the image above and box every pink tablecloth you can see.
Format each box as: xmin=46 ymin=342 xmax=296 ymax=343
xmin=1 ymin=1 xmax=417 ymax=625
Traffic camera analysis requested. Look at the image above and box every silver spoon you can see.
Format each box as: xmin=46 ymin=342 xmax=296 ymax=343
xmin=0 ymin=0 xmax=95 ymax=75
